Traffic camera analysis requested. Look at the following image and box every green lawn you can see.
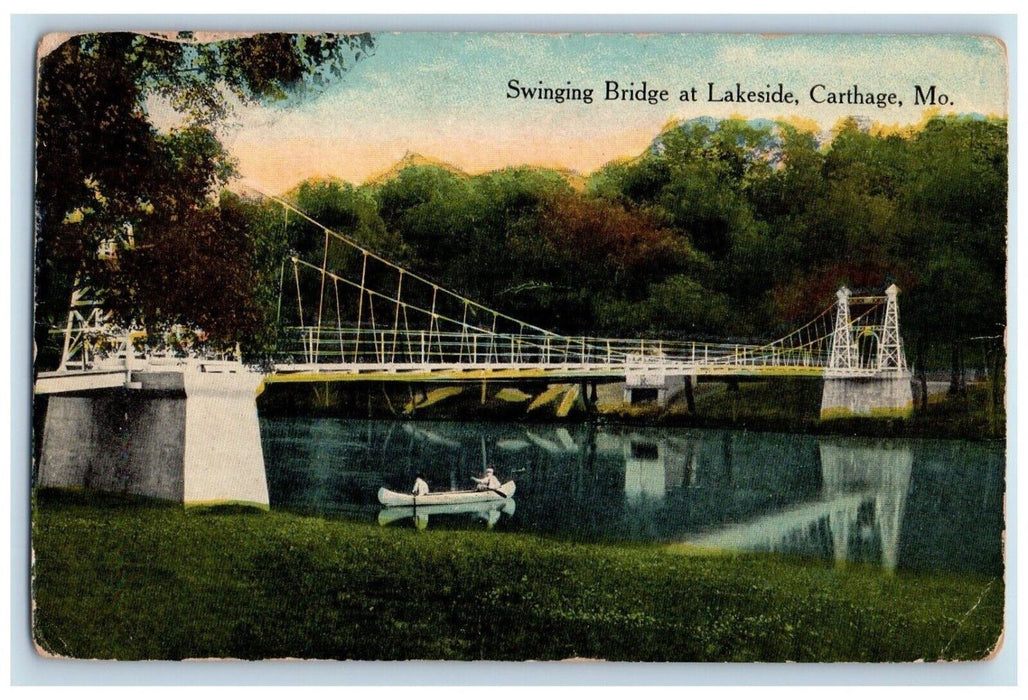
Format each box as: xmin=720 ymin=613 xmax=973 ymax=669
xmin=31 ymin=489 xmax=1004 ymax=662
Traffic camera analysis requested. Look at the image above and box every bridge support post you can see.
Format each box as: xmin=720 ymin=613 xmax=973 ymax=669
xmin=623 ymin=366 xmax=688 ymax=407
xmin=579 ymin=380 xmax=598 ymax=414
xmin=820 ymin=284 xmax=914 ymax=419
xmin=683 ymin=375 xmax=696 ymax=414
xmin=37 ymin=368 xmax=269 ymax=508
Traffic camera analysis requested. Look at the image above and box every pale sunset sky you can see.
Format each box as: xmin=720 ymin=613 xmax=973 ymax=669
xmin=173 ymin=33 xmax=1008 ymax=194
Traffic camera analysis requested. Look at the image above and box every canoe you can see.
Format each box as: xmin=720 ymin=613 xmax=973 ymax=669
xmin=377 ymin=480 xmax=516 ymax=507
xmin=377 ymin=498 xmax=516 ymax=526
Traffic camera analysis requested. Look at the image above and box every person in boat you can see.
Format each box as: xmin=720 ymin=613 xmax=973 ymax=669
xmin=412 ymin=474 xmax=429 ymax=496
xmin=472 ymin=467 xmax=500 ymax=491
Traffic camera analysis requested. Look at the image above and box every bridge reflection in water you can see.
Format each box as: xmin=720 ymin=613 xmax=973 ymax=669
xmin=678 ymin=440 xmax=911 ymax=571
xmin=260 ymin=418 xmax=1003 ymax=576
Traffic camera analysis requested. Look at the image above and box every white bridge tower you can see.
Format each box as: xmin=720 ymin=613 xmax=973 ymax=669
xmin=820 ymin=284 xmax=913 ymax=419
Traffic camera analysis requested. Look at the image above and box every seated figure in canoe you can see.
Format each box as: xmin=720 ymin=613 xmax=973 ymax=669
xmin=412 ymin=474 xmax=429 ymax=496
xmin=472 ymin=467 xmax=500 ymax=492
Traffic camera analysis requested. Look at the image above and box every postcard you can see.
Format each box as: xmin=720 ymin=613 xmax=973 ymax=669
xmin=30 ymin=30 xmax=1007 ymax=663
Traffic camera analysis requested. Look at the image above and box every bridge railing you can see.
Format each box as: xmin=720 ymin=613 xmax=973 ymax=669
xmin=50 ymin=323 xmax=837 ymax=377
xmin=272 ymin=326 xmax=834 ymax=372
xmin=275 ymin=327 xmax=753 ymax=367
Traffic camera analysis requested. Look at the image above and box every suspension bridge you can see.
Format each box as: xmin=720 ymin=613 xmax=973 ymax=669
xmin=33 ymin=191 xmax=914 ymax=507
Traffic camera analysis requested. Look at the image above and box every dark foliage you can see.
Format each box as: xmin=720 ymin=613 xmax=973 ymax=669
xmin=35 ymin=31 xmax=373 ymax=363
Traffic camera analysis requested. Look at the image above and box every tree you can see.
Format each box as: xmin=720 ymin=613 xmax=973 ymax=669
xmin=894 ymin=116 xmax=1007 ymax=395
xmin=286 ymin=179 xmax=399 ymax=288
xmin=374 ymin=164 xmax=478 ymax=283
xmin=35 ymin=31 xmax=374 ymax=366
xmin=111 ymin=193 xmax=288 ymax=351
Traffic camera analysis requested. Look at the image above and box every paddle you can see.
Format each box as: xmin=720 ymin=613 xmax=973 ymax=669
xmin=469 ymin=477 xmax=508 ymax=499
xmin=476 ymin=435 xmax=508 ymax=498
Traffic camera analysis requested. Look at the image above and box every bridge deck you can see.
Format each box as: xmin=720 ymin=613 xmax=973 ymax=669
xmin=266 ymin=362 xmax=829 ymax=383
xmin=35 ymin=369 xmax=130 ymax=394
xmin=36 ymin=361 xmax=840 ymax=394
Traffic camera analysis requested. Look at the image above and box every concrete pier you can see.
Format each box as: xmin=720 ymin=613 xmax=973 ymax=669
xmin=624 ymin=363 xmax=689 ymax=406
xmin=820 ymin=372 xmax=915 ymax=419
xmin=37 ymin=367 xmax=268 ymax=508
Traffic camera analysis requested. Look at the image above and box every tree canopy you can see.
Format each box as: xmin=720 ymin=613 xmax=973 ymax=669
xmin=261 ymin=112 xmax=1004 ymax=365
xmin=35 ymin=31 xmax=373 ymax=364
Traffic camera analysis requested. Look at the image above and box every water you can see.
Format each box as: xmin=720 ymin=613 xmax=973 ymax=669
xmin=260 ymin=417 xmax=1005 ymax=576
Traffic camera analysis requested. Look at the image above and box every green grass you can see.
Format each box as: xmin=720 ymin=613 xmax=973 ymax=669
xmin=31 ymin=489 xmax=1004 ymax=662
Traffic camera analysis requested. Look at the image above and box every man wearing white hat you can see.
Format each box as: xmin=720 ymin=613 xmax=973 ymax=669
xmin=472 ymin=467 xmax=501 ymax=491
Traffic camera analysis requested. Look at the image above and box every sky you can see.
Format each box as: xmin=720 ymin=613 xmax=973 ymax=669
xmin=179 ymin=33 xmax=1009 ymax=193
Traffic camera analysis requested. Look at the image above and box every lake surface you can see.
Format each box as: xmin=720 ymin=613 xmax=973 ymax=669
xmin=260 ymin=417 xmax=1005 ymax=576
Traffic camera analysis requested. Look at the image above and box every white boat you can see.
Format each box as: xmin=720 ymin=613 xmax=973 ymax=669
xmin=377 ymin=480 xmax=516 ymax=507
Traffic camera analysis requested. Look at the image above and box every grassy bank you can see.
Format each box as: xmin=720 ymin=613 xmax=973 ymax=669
xmin=32 ymin=489 xmax=1003 ymax=662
